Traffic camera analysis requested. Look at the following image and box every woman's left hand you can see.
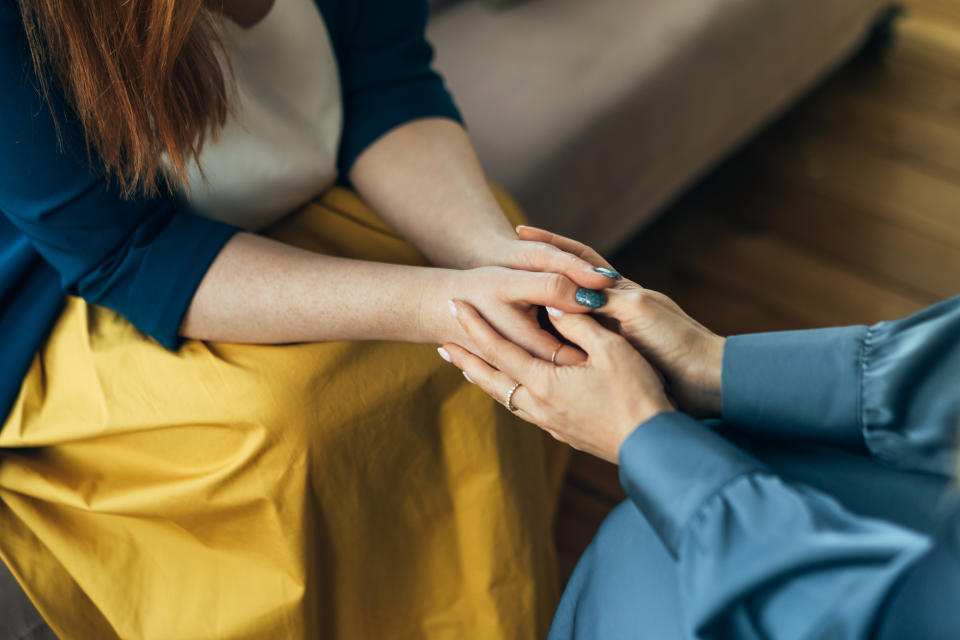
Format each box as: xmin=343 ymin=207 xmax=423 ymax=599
xmin=440 ymin=300 xmax=675 ymax=464
xmin=459 ymin=232 xmax=619 ymax=292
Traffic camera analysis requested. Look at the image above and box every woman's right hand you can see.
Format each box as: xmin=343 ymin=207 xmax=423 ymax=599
xmin=516 ymin=226 xmax=726 ymax=417
xmin=422 ymin=266 xmax=607 ymax=366
xmin=441 ymin=300 xmax=674 ymax=464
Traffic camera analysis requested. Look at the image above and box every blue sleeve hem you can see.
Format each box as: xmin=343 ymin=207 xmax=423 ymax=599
xmin=618 ymin=411 xmax=765 ymax=556
xmin=722 ymin=326 xmax=868 ymax=447
xmin=338 ymin=83 xmax=462 ymax=177
xmin=130 ymin=214 xmax=238 ymax=350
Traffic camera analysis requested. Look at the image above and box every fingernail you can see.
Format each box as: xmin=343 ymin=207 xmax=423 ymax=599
xmin=447 ymin=300 xmax=458 ymax=319
xmin=594 ymin=267 xmax=622 ymax=281
xmin=437 ymin=347 xmax=451 ymax=363
xmin=463 ymin=371 xmax=474 ymax=384
xmin=546 ymin=306 xmax=564 ymax=318
xmin=575 ymin=287 xmax=607 ymax=309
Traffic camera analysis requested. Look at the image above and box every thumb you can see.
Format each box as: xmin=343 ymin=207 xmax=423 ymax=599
xmin=545 ymin=307 xmax=622 ymax=359
xmin=592 ymin=285 xmax=643 ymax=326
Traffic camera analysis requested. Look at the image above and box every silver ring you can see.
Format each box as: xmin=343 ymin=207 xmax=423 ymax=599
xmin=505 ymin=382 xmax=521 ymax=412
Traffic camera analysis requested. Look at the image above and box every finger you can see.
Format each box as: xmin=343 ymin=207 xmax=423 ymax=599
xmin=536 ymin=306 xmax=588 ymax=365
xmin=545 ymin=307 xmax=629 ymax=361
xmin=442 ymin=342 xmax=538 ymax=422
xmin=590 ymin=284 xmax=649 ymax=326
xmin=514 ymin=272 xmax=608 ymax=313
xmin=554 ymin=343 xmax=587 ymax=366
xmin=518 ymin=243 xmax=615 ymax=289
xmin=501 ymin=306 xmax=584 ymax=363
xmin=449 ymin=300 xmax=545 ymax=382
xmin=516 ymin=226 xmax=616 ymax=271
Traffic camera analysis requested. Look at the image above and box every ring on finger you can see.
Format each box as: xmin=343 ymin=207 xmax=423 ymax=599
xmin=505 ymin=382 xmax=521 ymax=412
xmin=550 ymin=343 xmax=563 ymax=365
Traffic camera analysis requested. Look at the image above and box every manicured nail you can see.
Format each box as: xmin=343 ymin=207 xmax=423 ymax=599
xmin=437 ymin=347 xmax=451 ymax=363
xmin=546 ymin=306 xmax=564 ymax=318
xmin=594 ymin=267 xmax=622 ymax=281
xmin=448 ymin=299 xmax=458 ymax=319
xmin=575 ymin=287 xmax=607 ymax=309
xmin=463 ymin=371 xmax=475 ymax=384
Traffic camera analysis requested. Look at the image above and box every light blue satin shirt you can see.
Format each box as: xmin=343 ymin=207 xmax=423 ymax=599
xmin=551 ymin=296 xmax=960 ymax=639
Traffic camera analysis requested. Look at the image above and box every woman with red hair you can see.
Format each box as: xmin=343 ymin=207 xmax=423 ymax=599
xmin=0 ymin=0 xmax=617 ymax=637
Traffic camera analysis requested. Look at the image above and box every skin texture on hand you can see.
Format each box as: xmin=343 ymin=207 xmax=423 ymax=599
xmin=441 ymin=300 xmax=674 ymax=464
xmin=600 ymin=285 xmax=725 ymax=417
xmin=517 ymin=226 xmax=726 ymax=417
xmin=422 ymin=267 xmax=610 ymax=366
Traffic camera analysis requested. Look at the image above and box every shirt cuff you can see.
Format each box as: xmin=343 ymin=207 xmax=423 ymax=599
xmin=619 ymin=411 xmax=765 ymax=556
xmin=123 ymin=212 xmax=239 ymax=351
xmin=722 ymin=326 xmax=868 ymax=447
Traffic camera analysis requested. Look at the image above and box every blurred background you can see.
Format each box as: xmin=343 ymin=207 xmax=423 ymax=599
xmin=428 ymin=0 xmax=960 ymax=583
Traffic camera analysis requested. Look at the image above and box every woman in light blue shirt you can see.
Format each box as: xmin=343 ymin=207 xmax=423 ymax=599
xmin=440 ymin=226 xmax=960 ymax=639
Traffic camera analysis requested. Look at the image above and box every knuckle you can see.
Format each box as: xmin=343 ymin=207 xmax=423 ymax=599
xmin=544 ymin=273 xmax=572 ymax=299
xmin=597 ymin=331 xmax=625 ymax=355
xmin=518 ymin=248 xmax=542 ymax=269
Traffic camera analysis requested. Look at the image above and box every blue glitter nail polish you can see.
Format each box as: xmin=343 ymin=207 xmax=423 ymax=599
xmin=575 ymin=288 xmax=606 ymax=309
xmin=594 ymin=267 xmax=622 ymax=281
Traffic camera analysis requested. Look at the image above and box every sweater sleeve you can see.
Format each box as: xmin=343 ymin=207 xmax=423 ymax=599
xmin=722 ymin=296 xmax=960 ymax=476
xmin=318 ymin=0 xmax=462 ymax=177
xmin=0 ymin=10 xmax=239 ymax=350
xmin=619 ymin=412 xmax=947 ymax=640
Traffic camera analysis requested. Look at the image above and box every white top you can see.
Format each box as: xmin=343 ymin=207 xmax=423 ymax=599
xmin=178 ymin=0 xmax=343 ymax=230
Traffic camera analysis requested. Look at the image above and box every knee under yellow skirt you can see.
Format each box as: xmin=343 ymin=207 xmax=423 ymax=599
xmin=0 ymin=188 xmax=569 ymax=639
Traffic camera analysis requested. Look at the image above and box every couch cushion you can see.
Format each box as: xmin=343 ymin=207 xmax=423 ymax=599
xmin=428 ymin=0 xmax=891 ymax=251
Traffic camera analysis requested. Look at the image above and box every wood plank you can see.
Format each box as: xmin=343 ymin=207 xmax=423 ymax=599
xmin=823 ymin=55 xmax=960 ymax=127
xmin=554 ymin=483 xmax=613 ymax=583
xmin=905 ymin=0 xmax=960 ymax=25
xmin=754 ymin=133 xmax=960 ymax=250
xmin=713 ymin=169 xmax=960 ymax=301
xmin=678 ymin=220 xmax=930 ymax=326
xmin=895 ymin=11 xmax=960 ymax=78
xmin=566 ymin=451 xmax=624 ymax=504
xmin=614 ymin=204 xmax=819 ymax=334
xmin=790 ymin=87 xmax=960 ymax=183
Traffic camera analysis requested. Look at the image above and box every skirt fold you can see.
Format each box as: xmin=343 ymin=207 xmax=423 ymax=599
xmin=0 ymin=187 xmax=566 ymax=639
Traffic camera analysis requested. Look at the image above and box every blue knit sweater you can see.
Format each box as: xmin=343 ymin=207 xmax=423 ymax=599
xmin=0 ymin=0 xmax=460 ymax=420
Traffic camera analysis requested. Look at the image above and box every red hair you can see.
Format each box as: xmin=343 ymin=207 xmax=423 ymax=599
xmin=19 ymin=0 xmax=230 ymax=195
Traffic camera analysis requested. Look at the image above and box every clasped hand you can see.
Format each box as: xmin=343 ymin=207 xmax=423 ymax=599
xmin=438 ymin=227 xmax=726 ymax=464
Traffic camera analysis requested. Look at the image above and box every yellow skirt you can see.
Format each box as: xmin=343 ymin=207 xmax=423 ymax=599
xmin=0 ymin=188 xmax=568 ymax=639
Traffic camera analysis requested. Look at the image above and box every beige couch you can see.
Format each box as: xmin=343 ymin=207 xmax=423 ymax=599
xmin=429 ymin=0 xmax=894 ymax=252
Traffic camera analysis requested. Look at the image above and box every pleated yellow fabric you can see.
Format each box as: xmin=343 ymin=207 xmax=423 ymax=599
xmin=0 ymin=187 xmax=569 ymax=640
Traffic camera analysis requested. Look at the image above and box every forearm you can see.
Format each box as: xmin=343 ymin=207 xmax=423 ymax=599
xmin=349 ymin=118 xmax=516 ymax=268
xmin=180 ymin=232 xmax=453 ymax=344
xmin=619 ymin=413 xmax=932 ymax=639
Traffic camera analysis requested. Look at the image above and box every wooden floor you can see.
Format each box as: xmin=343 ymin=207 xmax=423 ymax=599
xmin=553 ymin=0 xmax=960 ymax=583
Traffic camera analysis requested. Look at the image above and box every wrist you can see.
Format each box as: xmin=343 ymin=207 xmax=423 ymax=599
xmin=416 ymin=268 xmax=466 ymax=344
xmin=615 ymin=402 xmax=673 ymax=464
xmin=703 ymin=336 xmax=725 ymax=415
xmin=444 ymin=231 xmax=518 ymax=270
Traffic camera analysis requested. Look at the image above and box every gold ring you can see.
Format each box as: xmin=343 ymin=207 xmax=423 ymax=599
xmin=550 ymin=343 xmax=563 ymax=365
xmin=505 ymin=382 xmax=521 ymax=412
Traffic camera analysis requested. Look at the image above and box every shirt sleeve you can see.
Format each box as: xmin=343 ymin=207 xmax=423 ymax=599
xmin=0 ymin=15 xmax=240 ymax=350
xmin=619 ymin=411 xmax=948 ymax=639
xmin=722 ymin=296 xmax=960 ymax=476
xmin=322 ymin=0 xmax=463 ymax=177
